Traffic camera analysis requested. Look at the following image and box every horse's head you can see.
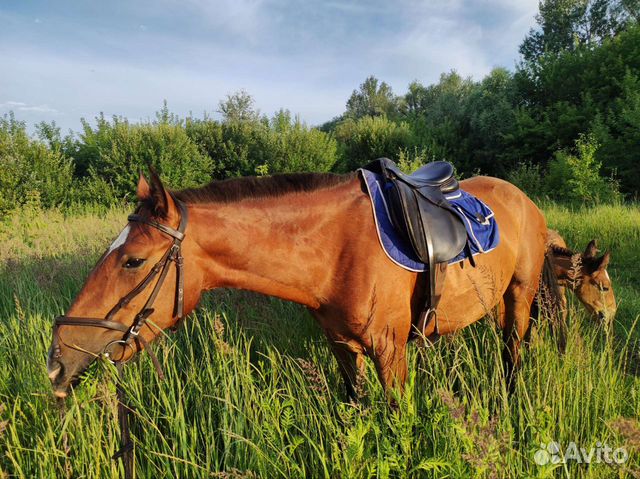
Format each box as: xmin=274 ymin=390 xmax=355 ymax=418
xmin=47 ymin=171 xmax=203 ymax=397
xmin=554 ymin=239 xmax=616 ymax=323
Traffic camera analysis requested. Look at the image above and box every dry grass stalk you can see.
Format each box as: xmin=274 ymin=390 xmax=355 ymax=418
xmin=211 ymin=468 xmax=258 ymax=479
xmin=296 ymin=358 xmax=327 ymax=395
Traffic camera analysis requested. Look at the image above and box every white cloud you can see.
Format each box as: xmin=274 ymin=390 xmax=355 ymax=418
xmin=18 ymin=104 xmax=58 ymax=113
xmin=0 ymin=101 xmax=57 ymax=113
xmin=2 ymin=101 xmax=27 ymax=107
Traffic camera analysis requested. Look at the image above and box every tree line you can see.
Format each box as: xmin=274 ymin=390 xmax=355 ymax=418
xmin=1 ymin=0 xmax=638 ymax=214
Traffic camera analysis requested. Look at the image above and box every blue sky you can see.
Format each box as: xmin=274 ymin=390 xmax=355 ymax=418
xmin=0 ymin=0 xmax=538 ymax=132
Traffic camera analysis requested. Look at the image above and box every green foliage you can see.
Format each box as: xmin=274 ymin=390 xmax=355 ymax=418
xmin=396 ymin=147 xmax=433 ymax=173
xmin=345 ymin=76 xmax=400 ymax=120
xmin=334 ymin=115 xmax=413 ymax=171
xmin=464 ymin=68 xmax=518 ymax=175
xmin=261 ymin=110 xmax=338 ymax=173
xmin=0 ymin=114 xmax=74 ymax=214
xmin=513 ymin=22 xmax=640 ymax=194
xmin=404 ymin=72 xmax=475 ymax=165
xmin=186 ymin=115 xmax=264 ymax=178
xmin=218 ymin=89 xmax=261 ymax=123
xmin=546 ymin=134 xmax=621 ymax=204
xmin=519 ymin=0 xmax=637 ymax=64
xmin=506 ymin=162 xmax=546 ymax=198
xmin=185 ymin=108 xmax=337 ymax=177
xmin=76 ymin=114 xmax=213 ymax=199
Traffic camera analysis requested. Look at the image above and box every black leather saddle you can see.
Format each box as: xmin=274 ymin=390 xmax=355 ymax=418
xmin=363 ymin=158 xmax=469 ymax=338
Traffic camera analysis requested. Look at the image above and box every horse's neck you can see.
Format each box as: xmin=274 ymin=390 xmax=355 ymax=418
xmin=188 ymin=180 xmax=361 ymax=308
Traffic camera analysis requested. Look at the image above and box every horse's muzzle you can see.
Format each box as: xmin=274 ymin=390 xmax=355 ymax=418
xmin=47 ymin=344 xmax=78 ymax=398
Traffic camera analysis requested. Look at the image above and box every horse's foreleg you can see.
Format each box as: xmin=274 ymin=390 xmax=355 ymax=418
xmin=368 ymin=325 xmax=408 ymax=400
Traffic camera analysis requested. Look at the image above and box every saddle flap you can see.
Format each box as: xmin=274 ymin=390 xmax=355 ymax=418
xmin=387 ymin=180 xmax=467 ymax=264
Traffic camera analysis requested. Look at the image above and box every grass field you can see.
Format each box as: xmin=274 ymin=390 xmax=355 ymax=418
xmin=1 ymin=202 xmax=639 ymax=478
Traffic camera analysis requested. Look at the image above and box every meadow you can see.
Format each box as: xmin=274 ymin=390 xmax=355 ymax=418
xmin=0 ymin=201 xmax=639 ymax=478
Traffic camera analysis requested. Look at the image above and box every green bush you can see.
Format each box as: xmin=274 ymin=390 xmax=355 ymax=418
xmin=506 ymin=162 xmax=546 ymax=198
xmin=186 ymin=116 xmax=264 ymax=178
xmin=396 ymin=147 xmax=433 ymax=173
xmin=261 ymin=110 xmax=337 ymax=174
xmin=334 ymin=115 xmax=413 ymax=171
xmin=186 ymin=109 xmax=337 ymax=178
xmin=546 ymin=134 xmax=621 ymax=204
xmin=0 ymin=114 xmax=74 ymax=214
xmin=76 ymin=114 xmax=213 ymax=199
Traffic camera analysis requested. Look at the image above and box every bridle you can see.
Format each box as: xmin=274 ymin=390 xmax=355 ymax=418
xmin=52 ymin=197 xmax=188 ymax=368
xmin=51 ymin=196 xmax=188 ymax=479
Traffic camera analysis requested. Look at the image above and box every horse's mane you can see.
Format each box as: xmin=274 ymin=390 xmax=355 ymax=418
xmin=549 ymin=244 xmax=575 ymax=258
xmin=173 ymin=172 xmax=355 ymax=204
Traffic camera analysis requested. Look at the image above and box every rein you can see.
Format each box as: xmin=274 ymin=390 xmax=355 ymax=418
xmin=52 ymin=197 xmax=188 ymax=479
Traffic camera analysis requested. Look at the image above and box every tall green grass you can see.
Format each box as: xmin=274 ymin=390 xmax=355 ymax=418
xmin=1 ymin=204 xmax=639 ymax=478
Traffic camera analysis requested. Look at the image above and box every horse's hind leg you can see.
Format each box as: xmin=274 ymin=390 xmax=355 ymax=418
xmin=328 ymin=340 xmax=365 ymax=402
xmin=502 ymin=280 xmax=537 ymax=390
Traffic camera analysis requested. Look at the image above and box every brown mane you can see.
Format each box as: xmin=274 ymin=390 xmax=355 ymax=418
xmin=173 ymin=172 xmax=355 ymax=205
xmin=549 ymin=244 xmax=575 ymax=258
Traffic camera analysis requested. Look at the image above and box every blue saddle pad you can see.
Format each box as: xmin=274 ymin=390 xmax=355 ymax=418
xmin=359 ymin=170 xmax=500 ymax=272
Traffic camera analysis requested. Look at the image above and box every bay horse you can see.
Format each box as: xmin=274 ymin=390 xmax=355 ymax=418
xmin=48 ymin=170 xmax=548 ymax=400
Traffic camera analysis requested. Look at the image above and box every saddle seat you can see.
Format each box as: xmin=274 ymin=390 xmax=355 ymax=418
xmin=391 ymin=161 xmax=459 ymax=193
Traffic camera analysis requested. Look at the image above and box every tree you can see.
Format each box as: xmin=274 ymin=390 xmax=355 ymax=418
xmin=345 ymin=76 xmax=399 ymax=119
xmin=465 ymin=68 xmax=518 ymax=175
xmin=401 ymin=72 xmax=476 ymax=169
xmin=218 ymin=90 xmax=260 ymax=123
xmin=520 ymin=0 xmax=638 ymax=64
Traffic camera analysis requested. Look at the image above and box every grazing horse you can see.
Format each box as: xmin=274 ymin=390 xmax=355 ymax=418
xmin=546 ymin=229 xmax=616 ymax=323
xmin=47 ymin=170 xmax=548 ymax=400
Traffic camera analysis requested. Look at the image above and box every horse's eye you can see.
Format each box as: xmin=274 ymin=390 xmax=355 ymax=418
xmin=124 ymin=258 xmax=146 ymax=269
xmin=600 ymin=285 xmax=610 ymax=292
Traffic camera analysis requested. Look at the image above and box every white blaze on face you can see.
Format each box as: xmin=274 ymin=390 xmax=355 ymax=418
xmin=604 ymin=270 xmax=610 ymax=281
xmin=102 ymin=225 xmax=131 ymax=262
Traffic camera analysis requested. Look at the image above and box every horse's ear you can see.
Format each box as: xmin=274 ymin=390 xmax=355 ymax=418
xmin=137 ymin=171 xmax=151 ymax=200
xmin=584 ymin=240 xmax=598 ymax=258
xmin=147 ymin=167 xmax=169 ymax=217
xmin=597 ymin=251 xmax=611 ymax=271
xmin=137 ymin=168 xmax=169 ymax=217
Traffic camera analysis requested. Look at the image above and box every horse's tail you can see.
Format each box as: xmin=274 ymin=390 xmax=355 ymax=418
xmin=537 ymin=251 xmax=567 ymax=352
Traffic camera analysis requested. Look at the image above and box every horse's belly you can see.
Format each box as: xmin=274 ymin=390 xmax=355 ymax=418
xmin=435 ymin=232 xmax=518 ymax=334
